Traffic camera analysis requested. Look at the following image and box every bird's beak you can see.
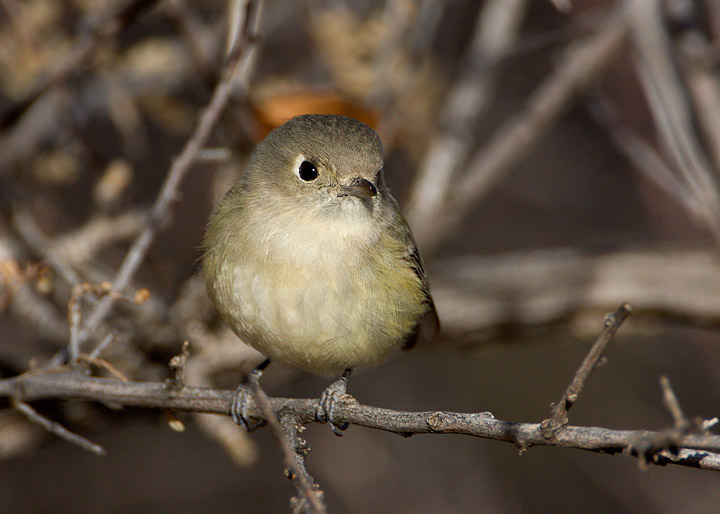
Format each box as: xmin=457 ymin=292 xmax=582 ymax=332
xmin=341 ymin=177 xmax=377 ymax=198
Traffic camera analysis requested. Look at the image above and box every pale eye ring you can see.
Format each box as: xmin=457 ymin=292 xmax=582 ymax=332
xmin=297 ymin=160 xmax=318 ymax=182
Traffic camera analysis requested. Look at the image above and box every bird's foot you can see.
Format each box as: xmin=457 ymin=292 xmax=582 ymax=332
xmin=231 ymin=358 xmax=270 ymax=432
xmin=316 ymin=369 xmax=357 ymax=436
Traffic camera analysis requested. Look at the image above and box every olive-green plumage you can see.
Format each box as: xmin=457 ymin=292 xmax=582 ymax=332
xmin=202 ymin=114 xmax=438 ymax=376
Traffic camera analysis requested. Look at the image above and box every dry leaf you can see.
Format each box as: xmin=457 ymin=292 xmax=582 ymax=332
xmin=252 ymin=89 xmax=379 ymax=140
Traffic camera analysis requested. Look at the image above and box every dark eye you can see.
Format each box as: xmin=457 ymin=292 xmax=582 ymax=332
xmin=298 ymin=161 xmax=319 ymax=181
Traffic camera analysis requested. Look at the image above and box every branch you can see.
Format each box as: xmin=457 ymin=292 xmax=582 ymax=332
xmin=2 ymin=371 xmax=719 ymax=471
xmin=430 ymin=247 xmax=720 ymax=345
xmin=250 ymin=380 xmax=326 ymax=513
xmin=12 ymin=398 xmax=106 ymax=456
xmin=542 ymin=303 xmax=632 ymax=437
xmin=406 ymin=0 xmax=528 ymax=231
xmin=629 ymin=0 xmax=720 ymax=240
xmin=660 ymin=375 xmax=685 ymax=428
xmin=628 ymin=375 xmax=720 ymax=470
xmin=78 ymin=0 xmax=261 ymax=345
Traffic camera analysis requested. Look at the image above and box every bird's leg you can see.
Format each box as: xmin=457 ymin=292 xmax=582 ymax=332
xmin=231 ymin=358 xmax=271 ymax=432
xmin=317 ymin=368 xmax=356 ymax=436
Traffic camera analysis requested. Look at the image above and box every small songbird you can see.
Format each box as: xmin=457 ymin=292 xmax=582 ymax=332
xmin=202 ymin=114 xmax=438 ymax=432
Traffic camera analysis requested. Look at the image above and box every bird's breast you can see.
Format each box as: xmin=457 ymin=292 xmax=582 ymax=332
xmin=211 ymin=207 xmax=413 ymax=374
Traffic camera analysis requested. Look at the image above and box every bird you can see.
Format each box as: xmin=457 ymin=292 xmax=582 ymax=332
xmin=202 ymin=114 xmax=438 ymax=433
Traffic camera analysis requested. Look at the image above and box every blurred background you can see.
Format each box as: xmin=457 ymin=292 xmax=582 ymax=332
xmin=1 ymin=0 xmax=720 ymax=512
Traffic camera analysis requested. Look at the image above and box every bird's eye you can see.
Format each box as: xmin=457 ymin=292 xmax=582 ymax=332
xmin=298 ymin=161 xmax=319 ymax=182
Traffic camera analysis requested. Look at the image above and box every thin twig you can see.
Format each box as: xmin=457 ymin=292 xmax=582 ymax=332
xmin=10 ymin=209 xmax=83 ymax=287
xmin=12 ymin=398 xmax=105 ymax=456
xmin=6 ymin=282 xmax=68 ymax=341
xmin=79 ymin=0 xmax=261 ymax=345
xmin=67 ymin=284 xmax=83 ymax=363
xmin=9 ymin=206 xmax=147 ymax=288
xmin=77 ymin=354 xmax=129 ymax=382
xmin=628 ymin=376 xmax=714 ymax=469
xmin=630 ymin=0 xmax=720 ymax=241
xmin=670 ymin=0 xmax=720 ymax=178
xmin=406 ymin=0 xmax=528 ymax=231
xmin=167 ymin=341 xmax=191 ymax=389
xmin=87 ymin=331 xmax=118 ymax=360
xmin=541 ymin=303 xmax=633 ymax=438
xmin=3 ymin=370 xmax=719 ymax=471
xmin=249 ymin=380 xmax=326 ymax=514
xmin=585 ymin=95 xmax=698 ymax=214
xmin=49 ymin=210 xmax=147 ymax=270
xmin=660 ymin=375 xmax=686 ymax=429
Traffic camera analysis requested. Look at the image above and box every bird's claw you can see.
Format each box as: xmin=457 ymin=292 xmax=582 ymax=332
xmin=316 ymin=370 xmax=356 ymax=436
xmin=231 ymin=383 xmax=266 ymax=432
xmin=231 ymin=359 xmax=270 ymax=432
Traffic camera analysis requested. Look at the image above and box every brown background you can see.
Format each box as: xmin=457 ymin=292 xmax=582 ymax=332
xmin=1 ymin=1 xmax=719 ymax=512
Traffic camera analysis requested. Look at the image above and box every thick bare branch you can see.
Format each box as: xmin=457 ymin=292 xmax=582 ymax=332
xmin=431 ymin=247 xmax=720 ymax=345
xmin=2 ymin=371 xmax=719 ymax=471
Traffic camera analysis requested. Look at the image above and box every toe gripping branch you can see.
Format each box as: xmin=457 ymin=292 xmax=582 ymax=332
xmin=317 ymin=369 xmax=353 ymax=436
xmin=232 ymin=358 xmax=271 ymax=432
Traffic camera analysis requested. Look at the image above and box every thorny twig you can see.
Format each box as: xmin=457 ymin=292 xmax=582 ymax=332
xmin=280 ymin=416 xmax=323 ymax=514
xmin=541 ymin=303 xmax=633 ymax=438
xmin=627 ymin=376 xmax=719 ymax=469
xmin=249 ymin=379 xmax=326 ymax=514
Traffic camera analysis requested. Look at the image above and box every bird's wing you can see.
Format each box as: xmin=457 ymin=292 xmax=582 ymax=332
xmin=387 ymin=209 xmax=440 ymax=349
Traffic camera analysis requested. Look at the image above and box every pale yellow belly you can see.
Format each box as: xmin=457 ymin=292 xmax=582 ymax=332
xmin=216 ymin=255 xmax=415 ymax=375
